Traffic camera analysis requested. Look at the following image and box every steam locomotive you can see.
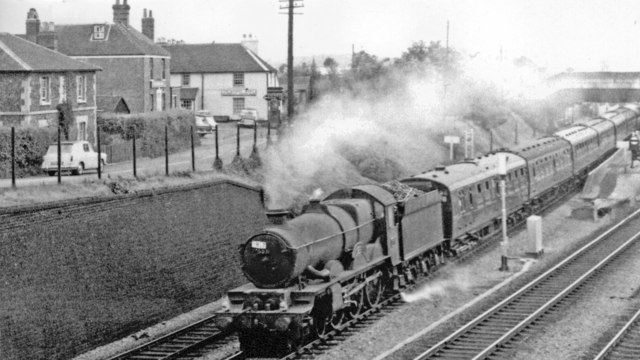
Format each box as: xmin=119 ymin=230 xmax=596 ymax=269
xmin=215 ymin=105 xmax=640 ymax=355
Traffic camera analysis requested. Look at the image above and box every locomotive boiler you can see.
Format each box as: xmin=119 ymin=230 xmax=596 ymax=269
xmin=241 ymin=196 xmax=376 ymax=289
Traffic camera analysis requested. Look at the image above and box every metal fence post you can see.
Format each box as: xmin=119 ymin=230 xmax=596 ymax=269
xmin=267 ymin=120 xmax=272 ymax=147
xmin=97 ymin=126 xmax=102 ymax=179
xmin=165 ymin=125 xmax=169 ymax=176
xmin=57 ymin=126 xmax=61 ymax=184
xmin=253 ymin=122 xmax=257 ymax=151
xmin=11 ymin=127 xmax=15 ymax=188
xmin=236 ymin=124 xmax=241 ymax=157
xmin=132 ymin=130 xmax=137 ymax=178
xmin=214 ymin=127 xmax=223 ymax=169
xmin=191 ymin=125 xmax=195 ymax=172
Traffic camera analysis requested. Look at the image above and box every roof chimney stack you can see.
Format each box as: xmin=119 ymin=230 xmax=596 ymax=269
xmin=113 ymin=0 xmax=130 ymax=26
xmin=241 ymin=33 xmax=259 ymax=54
xmin=25 ymin=8 xmax=40 ymax=42
xmin=142 ymin=8 xmax=155 ymax=41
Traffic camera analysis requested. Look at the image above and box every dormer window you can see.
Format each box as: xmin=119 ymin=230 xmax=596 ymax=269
xmin=92 ymin=25 xmax=106 ymax=40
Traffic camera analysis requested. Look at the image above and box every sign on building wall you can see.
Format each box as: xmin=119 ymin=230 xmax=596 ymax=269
xmin=221 ymin=88 xmax=257 ymax=96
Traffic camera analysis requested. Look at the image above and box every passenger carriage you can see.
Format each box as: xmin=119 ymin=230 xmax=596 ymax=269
xmin=509 ymin=136 xmax=573 ymax=209
xmin=401 ymin=152 xmax=527 ymax=252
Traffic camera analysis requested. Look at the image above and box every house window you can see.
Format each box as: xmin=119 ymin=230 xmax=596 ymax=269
xmin=59 ymin=76 xmax=66 ymax=103
xmin=172 ymin=95 xmax=178 ymax=108
xmin=76 ymin=115 xmax=88 ymax=141
xmin=181 ymin=99 xmax=193 ymax=110
xmin=92 ymin=25 xmax=106 ymax=40
xmin=182 ymin=74 xmax=190 ymax=86
xmin=162 ymin=59 xmax=166 ymax=80
xmin=150 ymin=94 xmax=155 ymax=111
xmin=233 ymin=73 xmax=244 ymax=86
xmin=233 ymin=98 xmax=245 ymax=114
xmin=76 ymin=75 xmax=86 ymax=103
xmin=40 ymin=76 xmax=50 ymax=104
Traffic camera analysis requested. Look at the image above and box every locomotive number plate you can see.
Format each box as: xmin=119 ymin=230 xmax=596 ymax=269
xmin=251 ymin=240 xmax=267 ymax=249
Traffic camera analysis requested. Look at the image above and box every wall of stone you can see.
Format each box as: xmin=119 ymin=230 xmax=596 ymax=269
xmin=0 ymin=180 xmax=269 ymax=360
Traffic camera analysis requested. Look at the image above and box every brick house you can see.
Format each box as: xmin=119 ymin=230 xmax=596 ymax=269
xmin=22 ymin=1 xmax=170 ymax=114
xmin=0 ymin=32 xmax=100 ymax=141
xmin=163 ymin=36 xmax=279 ymax=120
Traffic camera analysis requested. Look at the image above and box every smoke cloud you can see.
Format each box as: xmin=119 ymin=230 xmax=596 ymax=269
xmin=263 ymin=55 xmax=542 ymax=210
xmin=401 ymin=267 xmax=473 ymax=303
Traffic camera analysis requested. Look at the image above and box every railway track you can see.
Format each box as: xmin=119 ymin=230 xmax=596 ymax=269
xmin=106 ymin=315 xmax=238 ymax=360
xmin=412 ymin=207 xmax=640 ymax=360
xmin=594 ymin=306 xmax=640 ymax=360
xmin=106 ymin=181 xmax=581 ymax=360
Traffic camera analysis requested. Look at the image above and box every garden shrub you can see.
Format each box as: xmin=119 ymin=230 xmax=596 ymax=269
xmin=98 ymin=110 xmax=200 ymax=160
xmin=0 ymin=127 xmax=57 ymax=178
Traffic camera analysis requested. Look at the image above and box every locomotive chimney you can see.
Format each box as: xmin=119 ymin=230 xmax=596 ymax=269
xmin=266 ymin=209 xmax=292 ymax=225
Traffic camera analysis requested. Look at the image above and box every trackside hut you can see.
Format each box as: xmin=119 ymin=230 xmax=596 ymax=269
xmin=0 ymin=32 xmax=100 ymax=141
xmin=164 ymin=43 xmax=279 ymax=120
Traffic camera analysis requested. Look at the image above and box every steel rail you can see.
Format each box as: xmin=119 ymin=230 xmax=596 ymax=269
xmin=106 ymin=314 xmax=229 ymax=360
xmin=594 ymin=306 xmax=640 ymax=360
xmin=413 ymin=207 xmax=640 ymax=360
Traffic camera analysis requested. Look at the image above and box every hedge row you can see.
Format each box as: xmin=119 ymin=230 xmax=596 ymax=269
xmin=0 ymin=110 xmax=200 ymax=179
xmin=98 ymin=110 xmax=200 ymax=160
xmin=0 ymin=127 xmax=57 ymax=178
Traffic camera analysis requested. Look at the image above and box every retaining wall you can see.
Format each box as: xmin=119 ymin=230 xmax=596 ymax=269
xmin=0 ymin=180 xmax=269 ymax=360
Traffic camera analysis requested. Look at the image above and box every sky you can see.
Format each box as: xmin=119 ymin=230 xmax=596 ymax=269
xmin=2 ymin=0 xmax=640 ymax=73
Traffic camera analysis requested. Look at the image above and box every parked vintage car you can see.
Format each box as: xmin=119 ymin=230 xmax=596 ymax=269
xmin=41 ymin=141 xmax=107 ymax=176
xmin=195 ymin=111 xmax=217 ymax=137
xmin=238 ymin=108 xmax=258 ymax=127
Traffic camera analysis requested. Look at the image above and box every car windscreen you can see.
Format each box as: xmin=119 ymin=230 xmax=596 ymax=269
xmin=46 ymin=144 xmax=73 ymax=154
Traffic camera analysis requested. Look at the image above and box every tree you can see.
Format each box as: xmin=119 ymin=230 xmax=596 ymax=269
xmin=351 ymin=50 xmax=385 ymax=81
xmin=56 ymin=102 xmax=74 ymax=140
xmin=323 ymin=57 xmax=338 ymax=75
xmin=395 ymin=40 xmax=461 ymax=78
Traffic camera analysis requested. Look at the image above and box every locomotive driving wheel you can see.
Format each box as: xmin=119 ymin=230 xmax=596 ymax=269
xmin=313 ymin=310 xmax=345 ymax=339
xmin=364 ymin=270 xmax=387 ymax=308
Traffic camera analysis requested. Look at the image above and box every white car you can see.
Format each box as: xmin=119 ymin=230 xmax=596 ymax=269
xmin=41 ymin=140 xmax=107 ymax=176
xmin=195 ymin=111 xmax=217 ymax=137
xmin=238 ymin=108 xmax=258 ymax=127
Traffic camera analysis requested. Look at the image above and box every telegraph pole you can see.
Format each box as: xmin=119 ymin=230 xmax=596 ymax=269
xmin=280 ymin=0 xmax=304 ymax=124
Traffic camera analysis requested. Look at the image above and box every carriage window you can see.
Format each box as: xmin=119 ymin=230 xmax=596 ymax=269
xmin=477 ymin=184 xmax=482 ymax=193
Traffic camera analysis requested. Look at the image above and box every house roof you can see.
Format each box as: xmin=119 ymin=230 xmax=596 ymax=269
xmin=163 ymin=43 xmax=276 ymax=73
xmin=97 ymin=95 xmax=130 ymax=113
xmin=55 ymin=23 xmax=169 ymax=57
xmin=0 ymin=32 xmax=100 ymax=72
xmin=179 ymin=87 xmax=199 ymax=100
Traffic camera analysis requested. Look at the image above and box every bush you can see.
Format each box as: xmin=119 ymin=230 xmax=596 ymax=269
xmin=98 ymin=110 xmax=200 ymax=160
xmin=0 ymin=127 xmax=57 ymax=178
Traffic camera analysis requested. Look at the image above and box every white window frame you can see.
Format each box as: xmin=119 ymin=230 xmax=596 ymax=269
xmin=93 ymin=25 xmax=106 ymax=40
xmin=40 ymin=76 xmax=51 ymax=105
xmin=182 ymin=73 xmax=190 ymax=86
xmin=233 ymin=97 xmax=245 ymax=114
xmin=233 ymin=73 xmax=244 ymax=86
xmin=76 ymin=74 xmax=86 ymax=103
xmin=181 ymin=99 xmax=192 ymax=110
xmin=59 ymin=76 xmax=66 ymax=103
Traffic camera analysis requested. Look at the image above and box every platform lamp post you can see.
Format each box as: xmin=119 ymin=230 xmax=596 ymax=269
xmin=498 ymin=153 xmax=509 ymax=271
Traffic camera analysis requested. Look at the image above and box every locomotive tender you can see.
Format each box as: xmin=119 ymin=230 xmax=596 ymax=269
xmin=216 ymin=105 xmax=639 ymax=355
